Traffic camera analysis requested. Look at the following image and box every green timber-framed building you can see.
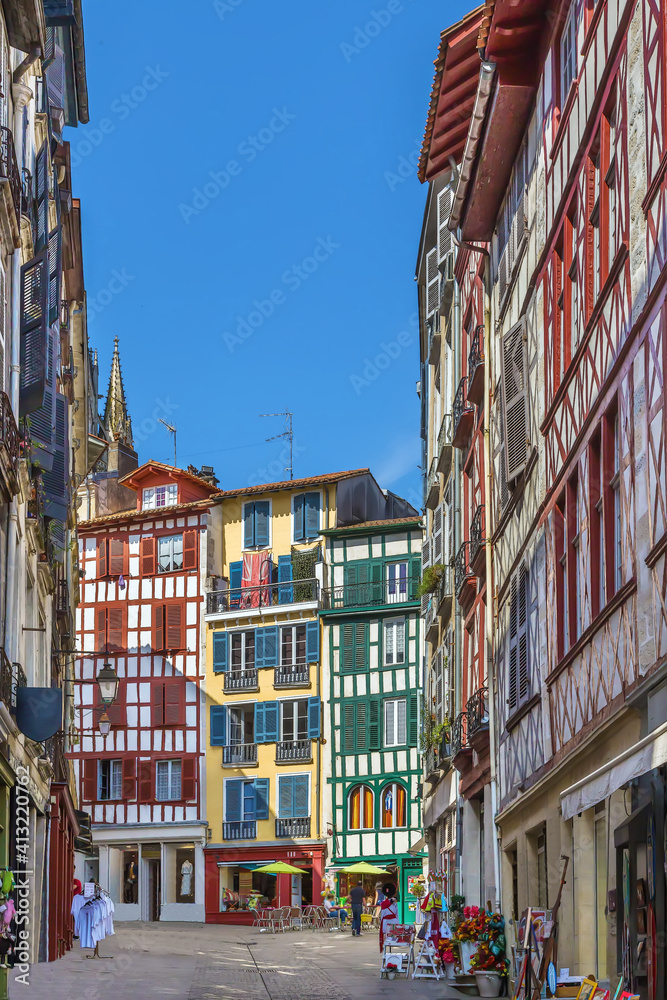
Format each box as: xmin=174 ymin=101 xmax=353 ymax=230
xmin=320 ymin=516 xmax=426 ymax=922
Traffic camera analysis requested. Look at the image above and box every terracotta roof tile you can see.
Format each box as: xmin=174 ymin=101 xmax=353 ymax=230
xmin=220 ymin=469 xmax=369 ymax=499
xmin=78 ymin=499 xmax=214 ymax=529
xmin=325 ymin=517 xmax=423 ymax=532
xmin=119 ymin=460 xmax=223 ymax=494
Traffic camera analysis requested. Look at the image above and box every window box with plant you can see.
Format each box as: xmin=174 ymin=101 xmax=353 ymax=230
xmin=417 ymin=563 xmax=446 ymax=599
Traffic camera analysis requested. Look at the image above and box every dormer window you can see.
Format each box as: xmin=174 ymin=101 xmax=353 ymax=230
xmin=143 ymin=484 xmax=178 ymax=510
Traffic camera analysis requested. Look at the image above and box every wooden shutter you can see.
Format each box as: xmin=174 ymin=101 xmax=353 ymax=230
xmin=254 ymin=777 xmax=269 ymax=820
xmin=262 ymin=625 xmax=278 ymax=668
xmin=82 ymin=759 xmax=96 ymax=801
xmin=108 ymin=538 xmax=125 ymax=576
xmin=107 ymin=607 xmax=124 ymax=651
xmin=47 ymin=225 xmax=62 ymax=325
xmin=305 ymin=492 xmax=320 ymax=537
xmin=432 ymin=503 xmax=443 ymax=564
xmin=306 ymin=620 xmax=319 ymax=663
xmin=122 ymin=757 xmax=136 ymax=800
xmin=422 ymin=535 xmax=431 ymax=570
xmin=293 ymin=495 xmax=305 ymax=541
xmin=152 ymin=683 xmax=165 ymax=727
xmin=29 ymin=329 xmax=55 ymax=465
xmin=254 ymin=501 xmax=270 ymax=547
xmin=368 ymin=697 xmax=381 ymax=751
xmin=518 ymin=564 xmax=529 ymax=703
xmin=502 ymin=320 xmax=529 ymax=482
xmin=35 ymin=143 xmax=49 ymax=253
xmin=279 ymin=775 xmax=294 ymax=818
xmin=277 ymin=555 xmax=293 ymax=604
xmin=181 ymin=758 xmax=196 ymax=801
xmin=437 ymin=187 xmax=453 ymax=264
xmin=96 ymin=608 xmax=107 ymax=652
xmin=243 ymin=504 xmax=254 ymax=547
xmin=426 ymin=247 xmax=439 ymax=316
xmin=225 ymin=779 xmax=242 ymax=822
xmin=141 ymin=536 xmax=156 ymax=575
xmin=342 ymin=623 xmax=355 ymax=672
xmin=408 ymin=692 xmax=418 ymax=746
xmin=41 ymin=392 xmax=68 ymax=522
xmin=229 ymin=560 xmax=243 ymax=607
xmin=263 ymin=701 xmax=278 ymax=742
xmin=183 ymin=530 xmax=197 ymax=570
xmin=210 ymin=705 xmax=227 ymax=746
xmin=342 ymin=702 xmax=355 ymax=753
xmin=254 ymin=702 xmax=266 ymax=742
xmin=138 ymin=761 xmax=153 ymax=802
xmin=19 ymin=251 xmax=49 ymax=416
xmin=164 ymin=681 xmax=182 ymax=725
xmin=212 ymin=632 xmax=227 ymax=673
xmin=153 ymin=604 xmax=164 ymax=651
xmin=308 ymin=696 xmax=321 ymax=738
xmin=166 ymin=603 xmax=182 ymax=649
xmin=355 ymin=622 xmax=367 ymax=671
xmin=293 ymin=774 xmax=309 ymax=817
xmin=355 ymin=701 xmax=367 ymax=751
xmin=508 ymin=577 xmax=519 ymax=712
xmin=97 ymin=538 xmax=107 ymax=579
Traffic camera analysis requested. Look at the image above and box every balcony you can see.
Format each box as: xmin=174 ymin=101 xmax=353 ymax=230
xmin=437 ymin=413 xmax=453 ymax=481
xmin=426 ymin=457 xmax=440 ymax=510
xmin=274 ymin=662 xmax=310 ymax=688
xmin=0 ymin=127 xmax=21 ymax=249
xmin=452 ymin=377 xmax=474 ymax=449
xmin=222 ymin=743 xmax=258 ymax=767
xmin=323 ymin=578 xmax=418 ymax=609
xmin=425 ymin=597 xmax=438 ymax=645
xmin=467 ymin=325 xmax=485 ymax=405
xmin=206 ymin=578 xmax=319 ymax=616
xmin=223 ymin=821 xmax=257 ymax=840
xmin=427 ymin=315 xmax=441 ymax=366
xmin=0 ymin=647 xmax=12 ymax=711
xmin=11 ymin=662 xmax=26 ymax=713
xmin=466 ymin=686 xmax=489 ymax=751
xmin=224 ymin=669 xmax=258 ymax=692
xmin=454 ymin=542 xmax=476 ymax=611
xmin=44 ymin=730 xmax=69 ymax=783
xmin=436 ymin=565 xmax=453 ymax=624
xmin=276 ymin=817 xmax=311 ymax=838
xmin=470 ymin=504 xmax=485 ymax=577
xmin=0 ymin=392 xmax=19 ymax=500
xmin=451 ymin=712 xmax=471 ymax=768
xmin=276 ymin=739 xmax=312 ymax=763
xmin=56 ymin=578 xmax=69 ymax=617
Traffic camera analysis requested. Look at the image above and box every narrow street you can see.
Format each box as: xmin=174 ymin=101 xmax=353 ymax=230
xmin=12 ymin=923 xmax=462 ymax=1000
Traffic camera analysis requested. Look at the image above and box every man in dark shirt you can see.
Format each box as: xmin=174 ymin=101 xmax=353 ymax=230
xmin=348 ymin=881 xmax=366 ymax=936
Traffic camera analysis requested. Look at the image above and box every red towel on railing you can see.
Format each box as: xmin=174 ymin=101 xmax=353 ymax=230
xmin=242 ymin=553 xmax=271 ymax=607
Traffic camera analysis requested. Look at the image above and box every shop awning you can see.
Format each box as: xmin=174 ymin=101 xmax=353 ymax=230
xmin=560 ymin=721 xmax=667 ymax=821
xmin=216 ymin=860 xmax=276 ymax=870
xmin=408 ymin=836 xmax=426 ymax=855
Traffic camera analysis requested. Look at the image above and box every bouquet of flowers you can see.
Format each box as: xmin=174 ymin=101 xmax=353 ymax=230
xmin=469 ymin=940 xmax=508 ymax=973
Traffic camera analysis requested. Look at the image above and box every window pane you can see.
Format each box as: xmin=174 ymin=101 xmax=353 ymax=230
xmin=231 ymin=634 xmax=242 ymax=668
xmin=170 ymin=760 xmax=182 ymax=800
xmin=381 ymin=785 xmax=393 ymax=828
xmin=158 ymin=536 xmax=172 ymax=572
xmin=363 ymin=787 xmax=373 ymax=828
xmin=281 ymin=627 xmax=293 ymax=665
xmin=297 ymin=700 xmax=308 ymax=740
xmin=396 ymin=621 xmax=405 ymax=664
xmin=244 ymin=631 xmax=255 ymax=669
xmin=397 ymin=699 xmax=407 ymax=745
xmin=385 ymin=623 xmax=394 ymax=664
xmin=172 ymin=534 xmax=183 ymax=571
xmin=395 ymin=785 xmax=406 ymax=827
xmin=111 ymin=760 xmax=123 ymax=800
xmin=385 ymin=701 xmax=395 ymax=746
xmin=156 ymin=761 xmax=168 ymax=800
xmin=143 ymin=488 xmax=154 ymax=510
xmin=295 ymin=625 xmax=306 ymax=662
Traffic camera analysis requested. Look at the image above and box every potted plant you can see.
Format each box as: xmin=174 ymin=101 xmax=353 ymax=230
xmin=469 ymin=941 xmax=506 ymax=997
xmin=440 ymin=940 xmax=458 ymax=979
xmin=417 ymin=563 xmax=446 ymax=599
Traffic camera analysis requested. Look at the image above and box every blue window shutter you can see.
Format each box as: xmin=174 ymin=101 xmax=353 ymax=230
xmin=263 ymin=626 xmax=278 ymax=668
xmin=243 ymin=504 xmax=254 ymax=548
xmin=255 ymin=501 xmax=270 ymax=548
xmin=293 ymin=494 xmax=305 ymax=541
xmin=264 ymin=701 xmax=279 ymax=742
xmin=243 ymin=780 xmax=256 ymax=821
xmin=254 ymin=778 xmax=269 ymax=820
xmin=279 ymin=776 xmax=294 ymax=818
xmin=225 ymin=779 xmax=241 ymax=821
xmin=255 ymin=627 xmax=265 ymax=669
xmin=293 ymin=775 xmax=309 ymax=817
xmin=210 ymin=705 xmax=227 ymax=746
xmin=213 ymin=632 xmax=227 ymax=673
xmin=306 ymin=621 xmax=319 ymax=663
xmin=254 ymin=701 xmax=266 ymax=742
xmin=305 ymin=492 xmax=320 ymax=537
xmin=229 ymin=561 xmax=242 ymax=608
xmin=308 ymin=696 xmax=321 ymax=738
xmin=41 ymin=392 xmax=69 ymax=522
xmin=278 ymin=555 xmax=293 ymax=604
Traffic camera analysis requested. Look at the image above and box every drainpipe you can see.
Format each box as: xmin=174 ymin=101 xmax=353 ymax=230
xmin=482 ymin=255 xmax=502 ymax=913
xmin=452 ymin=274 xmax=463 ymax=897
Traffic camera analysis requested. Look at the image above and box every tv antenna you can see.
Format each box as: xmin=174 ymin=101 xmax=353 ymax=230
xmin=260 ymin=410 xmax=293 ymax=480
xmin=158 ymin=418 xmax=177 ymax=467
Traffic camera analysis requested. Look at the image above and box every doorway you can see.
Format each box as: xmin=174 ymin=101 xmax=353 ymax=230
xmin=147 ymin=859 xmax=161 ymax=921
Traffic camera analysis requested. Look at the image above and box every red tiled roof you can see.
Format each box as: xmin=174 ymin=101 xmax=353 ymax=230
xmin=78 ymin=499 xmax=214 ymax=530
xmin=220 ymin=469 xmax=369 ymax=499
xmin=324 ymin=517 xmax=422 ymax=533
xmin=119 ymin=460 xmax=223 ymax=494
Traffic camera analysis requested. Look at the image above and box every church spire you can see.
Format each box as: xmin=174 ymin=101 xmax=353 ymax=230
xmin=103 ymin=336 xmax=133 ymax=448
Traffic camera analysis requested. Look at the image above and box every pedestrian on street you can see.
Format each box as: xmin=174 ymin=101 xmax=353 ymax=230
xmin=378 ymin=882 xmax=399 ymax=951
xmin=348 ymin=879 xmax=366 ymax=936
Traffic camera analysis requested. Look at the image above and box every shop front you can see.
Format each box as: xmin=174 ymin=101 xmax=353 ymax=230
xmin=328 ymin=854 xmax=426 ymax=924
xmin=204 ymin=844 xmax=325 ymax=923
xmin=47 ymin=782 xmax=79 ymax=961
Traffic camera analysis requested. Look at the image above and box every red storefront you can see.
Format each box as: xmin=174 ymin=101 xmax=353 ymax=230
xmin=204 ymin=844 xmax=325 ymax=924
xmin=48 ymin=782 xmax=79 ymax=961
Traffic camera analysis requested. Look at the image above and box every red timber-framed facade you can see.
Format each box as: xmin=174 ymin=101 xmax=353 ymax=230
xmin=437 ymin=0 xmax=667 ymax=992
xmin=70 ymin=462 xmax=222 ymax=922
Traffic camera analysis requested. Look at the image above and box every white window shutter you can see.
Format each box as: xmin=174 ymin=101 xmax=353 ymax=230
xmin=426 ymin=247 xmax=439 ymax=316
xmin=501 ymin=320 xmax=529 ymax=481
xmin=437 ymin=188 xmax=453 ymax=265
xmin=422 ymin=535 xmax=432 ymax=571
xmin=432 ymin=503 xmax=443 ymax=564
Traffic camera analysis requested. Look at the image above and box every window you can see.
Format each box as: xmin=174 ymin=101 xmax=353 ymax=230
xmin=153 ymin=603 xmax=182 ymax=651
xmin=278 ymin=774 xmax=309 ymax=818
xmin=589 ymin=144 xmax=601 ymax=304
xmin=386 ymin=562 xmax=408 ymax=603
xmin=567 ymin=472 xmax=582 ymax=645
xmin=341 ymin=621 xmax=368 ymax=672
xmin=151 ymin=680 xmax=184 ymax=727
xmin=384 ymin=698 xmax=407 ymax=747
xmin=230 ymin=630 xmax=255 ymax=671
xmin=380 ymin=783 xmax=406 ymax=829
xmin=224 ymin=777 xmax=269 ymax=821
xmin=555 ymin=492 xmax=569 ymax=657
xmin=280 ymin=699 xmax=309 ymax=742
xmin=341 ymin=698 xmax=380 ymax=753
xmin=603 ymin=403 xmax=622 ymax=596
xmin=96 ymin=607 xmax=125 ymax=653
xmin=292 ymin=492 xmax=320 ymax=541
xmin=589 ymin=432 xmax=604 ymax=618
xmin=97 ymin=537 xmax=126 ymax=578
xmin=559 ymin=1 xmax=578 ymax=105
xmin=281 ymin=624 xmax=306 ymax=666
xmin=243 ymin=500 xmax=270 ymax=548
xmin=142 ymin=484 xmax=178 ymax=510
xmin=156 ymin=759 xmax=181 ymax=801
xmin=537 ymin=828 xmax=548 ymax=908
xmin=508 ymin=565 xmax=529 ymax=712
xmin=98 ymin=759 xmax=122 ymax=801
xmin=348 ymin=784 xmax=374 ymax=830
xmin=228 ymin=705 xmax=255 ymax=745
xmin=157 ymin=534 xmax=183 ymax=573
xmin=384 ymin=618 xmax=405 ymax=666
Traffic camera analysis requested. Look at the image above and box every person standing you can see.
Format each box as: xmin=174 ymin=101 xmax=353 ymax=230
xmin=378 ymin=882 xmax=399 ymax=951
xmin=348 ymin=880 xmax=366 ymax=937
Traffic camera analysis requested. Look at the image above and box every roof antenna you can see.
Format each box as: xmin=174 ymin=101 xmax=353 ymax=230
xmin=158 ymin=418 xmax=177 ymax=467
xmin=260 ymin=410 xmax=293 ymax=480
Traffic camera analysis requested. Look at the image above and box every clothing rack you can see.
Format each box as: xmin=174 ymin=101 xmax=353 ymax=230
xmin=74 ymin=881 xmax=114 ymax=959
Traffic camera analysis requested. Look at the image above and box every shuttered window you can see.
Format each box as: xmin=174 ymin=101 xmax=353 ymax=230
xmin=225 ymin=778 xmax=268 ymax=821
xmin=508 ymin=564 xmax=529 ymax=714
xmin=437 ymin=187 xmax=453 ymax=264
xmin=243 ymin=500 xmax=270 ymax=548
xmin=341 ymin=697 xmax=381 ymax=753
xmin=501 ymin=320 xmax=529 ymax=482
xmin=95 ymin=607 xmax=125 ymax=653
xmin=341 ymin=621 xmax=367 ymax=672
xmin=19 ymin=251 xmax=49 ymax=416
xmin=293 ymin=492 xmax=320 ymax=541
xmin=153 ymin=603 xmax=183 ymax=650
xmin=151 ymin=680 xmax=185 ymax=728
xmin=384 ymin=698 xmax=407 ymax=747
xmin=155 ymin=759 xmax=181 ymax=801
xmin=426 ymin=247 xmax=439 ymax=316
xmin=278 ymin=775 xmax=309 ymax=818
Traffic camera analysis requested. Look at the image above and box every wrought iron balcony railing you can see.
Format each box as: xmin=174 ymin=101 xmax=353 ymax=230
xmin=468 ymin=325 xmax=484 ymax=383
xmin=224 ymin=669 xmax=258 ymax=691
xmin=275 ymin=739 xmax=312 ymax=763
xmin=0 ymin=647 xmax=12 ymax=709
xmin=451 ymin=712 xmax=468 ymax=757
xmin=207 ymin=578 xmax=318 ymax=614
xmin=323 ymin=580 xmax=418 ymax=610
xmin=223 ymin=821 xmax=256 ymax=840
xmin=0 ymin=392 xmax=19 ymax=478
xmin=20 ymin=168 xmax=34 ymax=229
xmin=0 ymin=127 xmax=21 ymax=231
xmin=11 ymin=662 xmax=26 ymax=712
xmin=454 ymin=542 xmax=472 ymax=598
xmin=467 ymin=686 xmax=489 ymax=740
xmin=276 ymin=817 xmax=311 ymax=838
xmin=56 ymin=578 xmax=69 ymax=615
xmin=426 ymin=457 xmax=439 ymax=509
xmin=44 ymin=730 xmax=69 ymax=783
xmin=437 ymin=414 xmax=453 ymax=477
xmin=452 ymin=376 xmax=474 ymax=448
xmin=470 ymin=504 xmax=485 ymax=568
xmin=274 ymin=662 xmax=310 ymax=687
xmin=222 ymin=743 xmax=257 ymax=766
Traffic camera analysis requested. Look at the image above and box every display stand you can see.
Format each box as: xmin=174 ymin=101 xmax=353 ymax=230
xmin=380 ymin=924 xmax=415 ymax=979
xmin=412 ymin=939 xmax=442 ymax=980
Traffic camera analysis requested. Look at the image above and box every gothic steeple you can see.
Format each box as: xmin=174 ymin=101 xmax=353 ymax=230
xmin=103 ymin=336 xmax=133 ymax=448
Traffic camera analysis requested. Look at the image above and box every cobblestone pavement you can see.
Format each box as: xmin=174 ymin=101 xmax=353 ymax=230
xmin=10 ymin=921 xmax=464 ymax=999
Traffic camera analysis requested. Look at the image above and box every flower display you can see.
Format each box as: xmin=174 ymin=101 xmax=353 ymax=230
xmin=453 ymin=907 xmax=507 ymax=973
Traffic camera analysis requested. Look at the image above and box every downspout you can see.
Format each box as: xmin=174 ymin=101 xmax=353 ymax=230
xmin=452 ymin=274 xmax=463 ymax=897
xmin=482 ymin=256 xmax=502 ymax=913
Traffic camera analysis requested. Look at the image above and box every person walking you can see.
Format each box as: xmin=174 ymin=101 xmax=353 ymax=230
xmin=348 ymin=880 xmax=366 ymax=937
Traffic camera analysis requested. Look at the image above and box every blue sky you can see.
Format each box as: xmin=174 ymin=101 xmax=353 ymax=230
xmin=72 ymin=0 xmax=467 ymax=506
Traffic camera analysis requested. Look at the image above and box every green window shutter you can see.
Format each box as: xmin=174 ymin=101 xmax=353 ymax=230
xmin=369 ymin=697 xmax=381 ymax=750
xmin=293 ymin=494 xmax=305 ymax=541
xmin=254 ymin=778 xmax=269 ymax=820
xmin=229 ymin=561 xmax=242 ymax=608
xmin=410 ymin=557 xmax=421 ymax=599
xmin=213 ymin=632 xmax=227 ymax=673
xmin=371 ymin=561 xmax=383 ymax=603
xmin=355 ymin=622 xmax=367 ymax=671
xmin=342 ymin=623 xmax=355 ymax=673
xmin=343 ymin=702 xmax=355 ymax=753
xmin=279 ymin=775 xmax=294 ymax=818
xmin=356 ymin=701 xmax=367 ymax=751
xmin=19 ymin=251 xmax=49 ymax=416
xmin=210 ymin=705 xmax=227 ymax=746
xmin=263 ymin=626 xmax=279 ymax=668
xmin=306 ymin=620 xmax=319 ymax=663
xmin=408 ymin=692 xmax=419 ymax=746
xmin=308 ymin=696 xmax=321 ymax=738
xmin=293 ymin=775 xmax=309 ymax=817
xmin=254 ymin=702 xmax=266 ymax=742
xmin=263 ymin=701 xmax=279 ymax=742
xmin=225 ymin=779 xmax=241 ymax=821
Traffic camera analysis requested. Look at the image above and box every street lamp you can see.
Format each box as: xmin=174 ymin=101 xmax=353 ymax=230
xmin=96 ymin=662 xmax=119 ymax=706
xmin=98 ymin=711 xmax=111 ymax=738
